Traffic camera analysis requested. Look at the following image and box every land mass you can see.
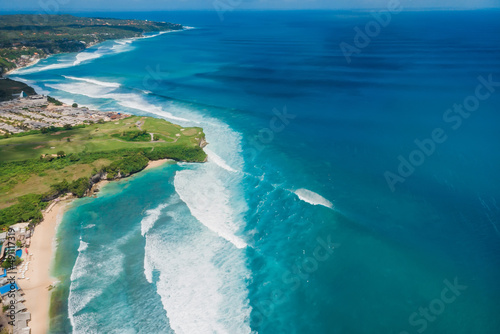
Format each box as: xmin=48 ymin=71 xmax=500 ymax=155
xmin=0 ymin=95 xmax=207 ymax=229
xmin=0 ymin=14 xmax=183 ymax=76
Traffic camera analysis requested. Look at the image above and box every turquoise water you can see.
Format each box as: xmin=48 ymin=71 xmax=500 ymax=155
xmin=10 ymin=10 xmax=500 ymax=334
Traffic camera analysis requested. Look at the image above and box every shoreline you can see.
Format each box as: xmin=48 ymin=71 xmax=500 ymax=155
xmin=4 ymin=28 xmax=187 ymax=77
xmin=21 ymin=198 xmax=71 ymax=334
xmin=144 ymin=158 xmax=172 ymax=170
xmin=18 ymin=158 xmax=172 ymax=333
xmin=5 ymin=58 xmax=41 ymax=76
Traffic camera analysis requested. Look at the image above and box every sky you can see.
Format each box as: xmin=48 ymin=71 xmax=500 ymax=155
xmin=0 ymin=0 xmax=499 ymax=11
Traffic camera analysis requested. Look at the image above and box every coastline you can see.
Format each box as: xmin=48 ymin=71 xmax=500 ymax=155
xmin=5 ymin=58 xmax=41 ymax=76
xmin=3 ymin=28 xmax=186 ymax=77
xmin=19 ymin=158 xmax=171 ymax=333
xmin=144 ymin=158 xmax=172 ymax=170
xmin=21 ymin=198 xmax=71 ymax=334
xmin=2 ymin=26 xmax=194 ymax=332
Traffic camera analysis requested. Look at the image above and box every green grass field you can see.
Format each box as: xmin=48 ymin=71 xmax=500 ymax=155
xmin=0 ymin=115 xmax=205 ymax=162
xmin=0 ymin=115 xmax=206 ymax=224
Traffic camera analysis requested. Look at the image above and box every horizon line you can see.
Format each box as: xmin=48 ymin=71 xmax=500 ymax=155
xmin=1 ymin=7 xmax=499 ymax=13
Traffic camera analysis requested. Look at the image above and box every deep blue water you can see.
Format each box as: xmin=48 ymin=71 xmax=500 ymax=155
xmin=11 ymin=10 xmax=500 ymax=334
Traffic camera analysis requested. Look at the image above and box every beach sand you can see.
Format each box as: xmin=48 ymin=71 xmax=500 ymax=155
xmin=145 ymin=159 xmax=171 ymax=170
xmin=21 ymin=199 xmax=69 ymax=334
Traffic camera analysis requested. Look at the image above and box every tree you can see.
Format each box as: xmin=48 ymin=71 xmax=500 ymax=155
xmin=72 ymin=103 xmax=78 ymax=108
xmin=16 ymin=240 xmax=22 ymax=247
xmin=63 ymin=124 xmax=72 ymax=130
xmin=41 ymin=127 xmax=49 ymax=134
xmin=57 ymin=150 xmax=65 ymax=157
xmin=1 ymin=256 xmax=22 ymax=269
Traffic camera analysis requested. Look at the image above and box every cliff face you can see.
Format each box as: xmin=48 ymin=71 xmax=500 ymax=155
xmin=199 ymin=136 xmax=208 ymax=148
xmin=0 ymin=78 xmax=37 ymax=101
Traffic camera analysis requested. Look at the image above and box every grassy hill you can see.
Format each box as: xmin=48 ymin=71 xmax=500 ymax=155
xmin=0 ymin=115 xmax=206 ymax=227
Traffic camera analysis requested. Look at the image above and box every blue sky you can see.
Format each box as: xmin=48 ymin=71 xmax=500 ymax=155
xmin=1 ymin=0 xmax=499 ymax=11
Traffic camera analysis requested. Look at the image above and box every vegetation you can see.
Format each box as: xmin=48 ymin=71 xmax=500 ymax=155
xmin=0 ymin=194 xmax=48 ymax=226
xmin=47 ymin=95 xmax=63 ymax=106
xmin=0 ymin=14 xmax=183 ymax=75
xmin=0 ymin=77 xmax=36 ymax=101
xmin=1 ymin=255 xmax=23 ymax=269
xmin=0 ymin=115 xmax=206 ymax=228
xmin=112 ymin=130 xmax=151 ymax=142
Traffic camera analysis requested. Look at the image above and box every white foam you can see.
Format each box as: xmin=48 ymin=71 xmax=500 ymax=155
xmin=174 ymin=168 xmax=247 ymax=249
xmin=141 ymin=203 xmax=168 ymax=236
xmin=116 ymin=96 xmax=192 ymax=123
xmin=294 ymin=188 xmax=334 ymax=209
xmin=63 ymin=75 xmax=121 ymax=88
xmin=73 ymin=51 xmax=103 ymax=66
xmin=12 ymin=38 xmax=136 ymax=75
xmin=205 ymin=148 xmax=238 ymax=173
xmin=8 ymin=76 xmax=50 ymax=95
xmin=47 ymin=80 xmax=194 ymax=124
xmin=68 ymin=236 xmax=127 ymax=333
xmin=143 ymin=202 xmax=252 ymax=334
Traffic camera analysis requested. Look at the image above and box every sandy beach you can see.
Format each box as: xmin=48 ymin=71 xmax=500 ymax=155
xmin=16 ymin=160 xmax=168 ymax=333
xmin=21 ymin=199 xmax=70 ymax=334
xmin=144 ymin=158 xmax=172 ymax=170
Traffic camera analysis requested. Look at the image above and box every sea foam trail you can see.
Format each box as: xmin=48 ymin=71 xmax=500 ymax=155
xmin=174 ymin=166 xmax=247 ymax=249
xmin=143 ymin=197 xmax=252 ymax=334
xmin=293 ymin=188 xmax=334 ymax=209
xmin=12 ymin=38 xmax=135 ymax=75
xmin=141 ymin=203 xmax=169 ymax=236
xmin=46 ymin=81 xmax=192 ymax=123
xmin=63 ymin=75 xmax=121 ymax=88
xmin=205 ymin=147 xmax=238 ymax=173
xmin=68 ymin=235 xmax=128 ymax=334
xmin=8 ymin=76 xmax=49 ymax=95
xmin=73 ymin=50 xmax=103 ymax=66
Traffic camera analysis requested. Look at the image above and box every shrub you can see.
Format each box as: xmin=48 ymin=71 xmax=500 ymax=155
xmin=1 ymin=256 xmax=23 ymax=269
xmin=112 ymin=130 xmax=150 ymax=142
xmin=0 ymin=194 xmax=47 ymax=227
xmin=72 ymin=103 xmax=78 ymax=108
xmin=47 ymin=96 xmax=63 ymax=106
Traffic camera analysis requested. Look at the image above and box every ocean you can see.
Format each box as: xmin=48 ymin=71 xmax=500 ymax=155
xmin=10 ymin=10 xmax=500 ymax=334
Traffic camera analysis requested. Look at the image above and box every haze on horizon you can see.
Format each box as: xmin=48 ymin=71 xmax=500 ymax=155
xmin=1 ymin=0 xmax=499 ymax=11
